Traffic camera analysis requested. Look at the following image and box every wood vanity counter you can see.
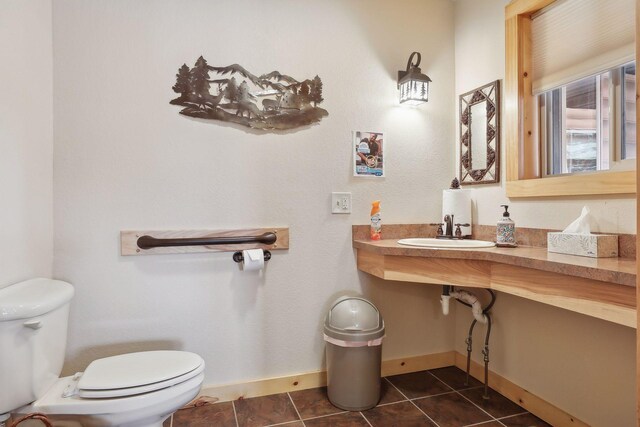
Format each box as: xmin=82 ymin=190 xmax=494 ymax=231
xmin=353 ymin=225 xmax=636 ymax=328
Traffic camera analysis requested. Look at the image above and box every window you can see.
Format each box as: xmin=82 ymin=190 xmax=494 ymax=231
xmin=504 ymin=0 xmax=636 ymax=197
xmin=540 ymin=63 xmax=636 ymax=176
xmin=622 ymin=63 xmax=636 ymax=160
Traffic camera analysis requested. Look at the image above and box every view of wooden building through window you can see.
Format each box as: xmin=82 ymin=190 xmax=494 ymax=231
xmin=540 ymin=63 xmax=636 ymax=176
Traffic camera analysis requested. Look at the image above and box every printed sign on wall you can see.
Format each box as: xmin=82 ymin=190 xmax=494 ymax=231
xmin=353 ymin=131 xmax=384 ymax=177
xmin=171 ymin=56 xmax=328 ymax=131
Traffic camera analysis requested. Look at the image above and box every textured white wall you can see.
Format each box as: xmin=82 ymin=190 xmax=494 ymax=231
xmin=453 ymin=1 xmax=636 ymax=425
xmin=53 ymin=0 xmax=457 ymax=383
xmin=0 ymin=0 xmax=54 ymax=289
xmin=49 ymin=2 xmax=637 ymax=421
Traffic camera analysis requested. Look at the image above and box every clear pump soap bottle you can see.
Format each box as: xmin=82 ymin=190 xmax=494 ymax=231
xmin=496 ymin=205 xmax=517 ymax=247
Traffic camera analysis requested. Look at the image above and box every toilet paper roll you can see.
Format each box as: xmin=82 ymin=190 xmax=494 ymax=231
xmin=242 ymin=249 xmax=265 ymax=271
xmin=442 ymin=189 xmax=472 ymax=236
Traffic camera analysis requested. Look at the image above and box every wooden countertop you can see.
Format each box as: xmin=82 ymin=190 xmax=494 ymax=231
xmin=353 ymin=226 xmax=636 ymax=328
xmin=353 ymin=239 xmax=636 ymax=287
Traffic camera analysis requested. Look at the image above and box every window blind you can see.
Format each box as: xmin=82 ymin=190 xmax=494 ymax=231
xmin=531 ymin=0 xmax=635 ymax=94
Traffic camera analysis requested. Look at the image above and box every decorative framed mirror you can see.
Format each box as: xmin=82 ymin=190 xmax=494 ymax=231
xmin=459 ymin=80 xmax=500 ymax=185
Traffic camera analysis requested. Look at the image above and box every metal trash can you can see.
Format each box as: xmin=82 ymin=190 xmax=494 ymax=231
xmin=323 ymin=296 xmax=385 ymax=411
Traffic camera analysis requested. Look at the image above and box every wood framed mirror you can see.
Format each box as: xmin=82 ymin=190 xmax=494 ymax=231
xmin=459 ymin=80 xmax=501 ymax=185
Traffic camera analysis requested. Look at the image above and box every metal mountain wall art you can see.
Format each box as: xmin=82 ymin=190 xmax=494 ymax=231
xmin=170 ymin=56 xmax=328 ymax=131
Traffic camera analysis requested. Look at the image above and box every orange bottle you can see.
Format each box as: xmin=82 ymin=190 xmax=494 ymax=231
xmin=370 ymin=200 xmax=381 ymax=240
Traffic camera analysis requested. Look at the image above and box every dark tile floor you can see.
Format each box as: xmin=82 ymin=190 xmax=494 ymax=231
xmin=165 ymin=366 xmax=552 ymax=427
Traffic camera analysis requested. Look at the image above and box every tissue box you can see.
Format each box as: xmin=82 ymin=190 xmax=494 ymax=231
xmin=547 ymin=232 xmax=618 ymax=258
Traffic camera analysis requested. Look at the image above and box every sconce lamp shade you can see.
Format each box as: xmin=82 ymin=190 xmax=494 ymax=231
xmin=398 ymin=52 xmax=431 ymax=105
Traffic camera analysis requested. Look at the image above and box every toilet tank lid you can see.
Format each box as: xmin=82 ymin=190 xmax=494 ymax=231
xmin=0 ymin=278 xmax=74 ymax=321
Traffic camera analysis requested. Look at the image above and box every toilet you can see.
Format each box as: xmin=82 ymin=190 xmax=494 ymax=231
xmin=0 ymin=278 xmax=205 ymax=427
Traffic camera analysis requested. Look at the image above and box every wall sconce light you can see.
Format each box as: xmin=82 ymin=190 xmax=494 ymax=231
xmin=397 ymin=52 xmax=431 ymax=105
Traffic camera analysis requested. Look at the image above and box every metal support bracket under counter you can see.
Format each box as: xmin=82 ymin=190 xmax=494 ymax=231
xmin=352 ymin=225 xmax=636 ymax=328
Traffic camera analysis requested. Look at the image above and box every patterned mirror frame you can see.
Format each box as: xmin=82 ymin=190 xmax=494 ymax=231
xmin=459 ymin=80 xmax=501 ymax=185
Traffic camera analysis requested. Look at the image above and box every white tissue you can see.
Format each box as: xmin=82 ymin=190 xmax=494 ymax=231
xmin=442 ymin=189 xmax=472 ymax=236
xmin=242 ymin=249 xmax=264 ymax=271
xmin=562 ymin=206 xmax=591 ymax=234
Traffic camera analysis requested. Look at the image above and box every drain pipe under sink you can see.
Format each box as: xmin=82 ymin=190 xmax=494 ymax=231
xmin=440 ymin=286 xmax=487 ymax=324
xmin=441 ymin=285 xmax=496 ymax=400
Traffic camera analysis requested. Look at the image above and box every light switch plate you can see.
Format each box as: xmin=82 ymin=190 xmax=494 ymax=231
xmin=331 ymin=192 xmax=352 ymax=214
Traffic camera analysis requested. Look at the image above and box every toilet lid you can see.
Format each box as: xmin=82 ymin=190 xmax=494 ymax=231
xmin=77 ymin=351 xmax=204 ymax=399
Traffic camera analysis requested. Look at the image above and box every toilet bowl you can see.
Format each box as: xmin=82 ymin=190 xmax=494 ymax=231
xmin=0 ymin=279 xmax=205 ymax=427
xmin=18 ymin=351 xmax=204 ymax=427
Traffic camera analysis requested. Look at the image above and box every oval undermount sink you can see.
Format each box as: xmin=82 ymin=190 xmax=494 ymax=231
xmin=397 ymin=238 xmax=496 ymax=249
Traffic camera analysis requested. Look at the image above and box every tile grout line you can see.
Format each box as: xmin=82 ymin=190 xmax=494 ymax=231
xmin=463 ymin=420 xmax=504 ymax=427
xmin=495 ymin=411 xmax=529 ymax=421
xmin=231 ymin=400 xmax=240 ymax=427
xmin=374 ymin=400 xmax=408 ymax=408
xmin=429 ymin=369 xmax=526 ymax=424
xmin=430 ymin=374 xmax=486 ymax=393
xmin=264 ymin=422 xmax=307 ymax=427
xmin=427 ymin=370 xmax=526 ymax=425
xmin=459 ymin=385 xmax=485 ymax=392
xmin=406 ymin=399 xmax=443 ymax=427
xmin=373 ymin=377 xmax=408 ymax=406
xmin=495 ymin=411 xmax=532 ymax=427
xmin=383 ymin=377 xmax=411 ymax=401
xmin=454 ymin=389 xmax=501 ymax=422
xmin=384 ymin=377 xmax=442 ymax=427
xmin=426 ymin=368 xmax=506 ymax=422
xmin=298 ymin=411 xmax=349 ymax=422
xmin=358 ymin=411 xmax=374 ymax=427
xmin=410 ymin=389 xmax=468 ymax=401
xmin=286 ymin=392 xmax=306 ymax=427
xmin=426 ymin=370 xmax=461 ymax=392
xmin=455 ymin=384 xmax=533 ymax=423
xmin=403 ymin=368 xmax=514 ymax=426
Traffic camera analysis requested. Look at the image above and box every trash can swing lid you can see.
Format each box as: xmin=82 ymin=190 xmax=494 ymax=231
xmin=327 ymin=298 xmax=380 ymax=331
xmin=324 ymin=297 xmax=385 ymax=342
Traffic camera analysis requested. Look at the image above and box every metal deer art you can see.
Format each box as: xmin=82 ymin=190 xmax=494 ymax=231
xmin=170 ymin=56 xmax=328 ymax=131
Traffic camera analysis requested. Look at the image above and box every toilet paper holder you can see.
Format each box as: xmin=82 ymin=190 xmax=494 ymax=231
xmin=232 ymin=250 xmax=272 ymax=263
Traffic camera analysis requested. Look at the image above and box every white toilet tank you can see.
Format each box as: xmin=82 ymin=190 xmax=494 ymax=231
xmin=0 ymin=278 xmax=74 ymax=415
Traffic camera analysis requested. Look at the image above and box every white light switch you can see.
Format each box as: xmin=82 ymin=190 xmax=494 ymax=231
xmin=331 ymin=192 xmax=352 ymax=214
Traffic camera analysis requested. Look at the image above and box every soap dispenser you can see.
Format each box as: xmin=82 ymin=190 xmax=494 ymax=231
xmin=496 ymin=205 xmax=517 ymax=247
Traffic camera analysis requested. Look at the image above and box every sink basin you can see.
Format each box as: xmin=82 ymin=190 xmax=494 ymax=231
xmin=397 ymin=238 xmax=496 ymax=249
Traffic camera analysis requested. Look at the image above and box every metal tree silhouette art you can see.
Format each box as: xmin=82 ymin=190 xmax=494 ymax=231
xmin=170 ymin=56 xmax=328 ymax=131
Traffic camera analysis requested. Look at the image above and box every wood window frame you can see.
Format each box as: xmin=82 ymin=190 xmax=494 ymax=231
xmin=505 ymin=0 xmax=636 ymax=198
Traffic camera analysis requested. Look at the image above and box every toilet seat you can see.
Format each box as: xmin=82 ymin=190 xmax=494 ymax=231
xmin=23 ymin=370 xmax=205 ymax=417
xmin=76 ymin=351 xmax=204 ymax=399
xmin=21 ymin=351 xmax=205 ymax=417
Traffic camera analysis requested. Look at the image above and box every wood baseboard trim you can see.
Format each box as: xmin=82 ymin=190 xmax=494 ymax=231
xmin=193 ymin=350 xmax=584 ymax=427
xmin=453 ymin=352 xmax=587 ymax=427
xmin=197 ymin=351 xmax=456 ymax=402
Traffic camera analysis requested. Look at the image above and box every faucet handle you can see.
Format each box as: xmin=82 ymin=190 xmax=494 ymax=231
xmin=429 ymin=223 xmax=445 ymax=236
xmin=454 ymin=223 xmax=470 ymax=238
